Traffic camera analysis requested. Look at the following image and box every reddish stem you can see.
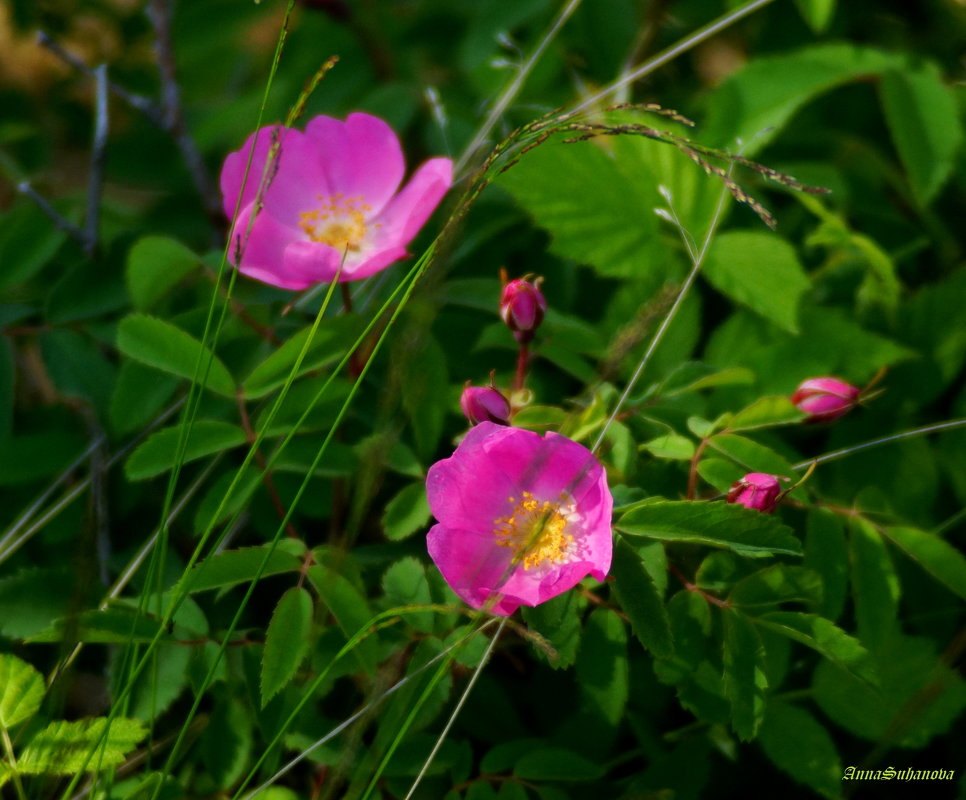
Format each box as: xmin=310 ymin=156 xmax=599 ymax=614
xmin=514 ymin=340 xmax=529 ymax=392
xmin=686 ymin=437 xmax=711 ymax=500
xmin=669 ymin=563 xmax=729 ymax=608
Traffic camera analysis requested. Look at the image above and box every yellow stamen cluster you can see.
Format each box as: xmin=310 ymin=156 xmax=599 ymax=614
xmin=493 ymin=491 xmax=574 ymax=570
xmin=298 ymin=193 xmax=372 ymax=251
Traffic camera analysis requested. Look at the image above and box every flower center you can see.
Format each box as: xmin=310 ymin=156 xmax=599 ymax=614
xmin=493 ymin=491 xmax=576 ymax=570
xmin=298 ymin=194 xmax=372 ymax=252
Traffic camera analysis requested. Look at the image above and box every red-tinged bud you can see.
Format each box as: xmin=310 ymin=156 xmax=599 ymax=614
xmin=791 ymin=377 xmax=861 ymax=423
xmin=499 ymin=277 xmax=546 ymax=343
xmin=727 ymin=472 xmax=784 ymax=513
xmin=460 ymin=384 xmax=511 ymax=426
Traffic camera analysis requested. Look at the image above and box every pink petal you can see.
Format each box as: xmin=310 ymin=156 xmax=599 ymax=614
xmin=220 ymin=126 xmax=330 ymax=224
xmin=337 ymin=244 xmax=409 ymax=283
xmin=280 ymin=239 xmax=348 ymax=288
xmin=427 ymin=523 xmax=519 ymax=615
xmin=304 ymin=112 xmax=405 ymax=215
xmin=371 ymin=157 xmax=453 ymax=248
xmin=228 ymin=202 xmax=310 ymax=290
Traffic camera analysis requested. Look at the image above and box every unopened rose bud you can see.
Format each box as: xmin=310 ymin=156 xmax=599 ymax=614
xmin=727 ymin=472 xmax=784 ymax=513
xmin=791 ymin=377 xmax=861 ymax=423
xmin=460 ymin=384 xmax=511 ymax=426
xmin=499 ymin=277 xmax=546 ymax=343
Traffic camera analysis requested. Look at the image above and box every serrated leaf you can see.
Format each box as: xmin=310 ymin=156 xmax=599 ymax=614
xmin=242 ymin=315 xmax=364 ymax=399
xmin=849 ymin=519 xmax=899 ymax=653
xmin=202 ymin=697 xmax=253 ymax=789
xmin=261 ymin=587 xmax=313 ymax=707
xmin=576 ymin=609 xmax=628 ymax=727
xmin=708 ymin=432 xmax=796 ymax=477
xmin=185 ymin=546 xmax=303 ymax=593
xmin=18 ymin=717 xmax=147 ymax=774
xmin=382 ymin=557 xmax=433 ymax=633
xmin=110 ymin=360 xmax=180 ymax=435
xmin=756 ymin=612 xmax=876 ymax=686
xmin=882 ymin=526 xmax=966 ymax=603
xmin=616 ymin=500 xmax=802 ymax=558
xmin=400 ymin=334 xmax=447 ymax=460
xmin=610 ymin=537 xmax=672 ymax=657
xmin=306 ymin=565 xmax=379 ymax=674
xmin=126 ymin=236 xmax=200 ymax=310
xmin=497 ymin=139 xmax=660 ymax=279
xmin=880 ymin=63 xmax=962 ymax=206
xmin=804 ymin=510 xmax=848 ymax=621
xmin=722 ymin=610 xmax=767 ymax=741
xmin=382 ymin=483 xmax=432 ymax=541
xmin=125 ymin=420 xmax=247 ymax=481
xmin=726 ymin=396 xmax=805 ymax=432
xmin=813 ymin=634 xmax=966 ymax=748
xmin=640 ymin=433 xmax=695 ymax=460
xmin=0 ymin=567 xmax=78 ymax=639
xmin=704 ymin=232 xmax=810 ymax=333
xmin=0 ymin=654 xmax=45 ymax=728
xmin=116 ymin=314 xmax=235 ymax=396
xmin=759 ymin=701 xmax=842 ymax=799
xmin=729 ymin=565 xmax=823 ymax=611
xmin=29 ymin=605 xmax=169 ymax=644
xmin=522 ymin=590 xmax=583 ymax=669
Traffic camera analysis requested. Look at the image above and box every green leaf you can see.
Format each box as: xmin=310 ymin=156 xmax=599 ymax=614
xmin=497 ymin=139 xmax=660 ymax=279
xmin=640 ymin=432 xmax=695 ymax=460
xmin=707 ymin=432 xmax=796 ymax=476
xmin=755 ymin=612 xmax=876 ymax=686
xmin=729 ymin=565 xmax=823 ymax=611
xmin=880 ymin=63 xmax=962 ymax=206
xmin=513 ymin=747 xmax=605 ymax=782
xmin=400 ymin=334 xmax=448 ymax=460
xmin=110 ymin=360 xmax=180 ymax=435
xmin=18 ymin=717 xmax=147 ymax=774
xmin=382 ymin=482 xmax=432 ymax=542
xmin=610 ymin=536 xmax=673 ymax=657
xmin=695 ymin=457 xmax=742 ymax=494
xmin=726 ymin=396 xmax=806 ymax=432
xmin=882 ymin=526 xmax=966 ymax=603
xmin=0 ymin=202 xmax=67 ymax=290
xmin=849 ymin=519 xmax=899 ymax=652
xmin=722 ymin=610 xmax=767 ymax=741
xmin=759 ymin=701 xmax=842 ymax=799
xmin=185 ymin=546 xmax=304 ymax=593
xmin=0 ymin=653 xmax=45 ymax=728
xmin=813 ymin=634 xmax=966 ymax=748
xmin=575 ymin=609 xmax=629 ymax=727
xmin=616 ymin=500 xmax=802 ymax=558
xmin=202 ymin=697 xmax=253 ymax=789
xmin=0 ymin=568 xmax=78 ymax=639
xmin=124 ymin=420 xmax=247 ymax=481
xmin=28 ymin=604 xmax=169 ymax=644
xmin=242 ymin=315 xmax=364 ymax=399
xmin=381 ymin=557 xmax=433 ymax=633
xmin=704 ymin=232 xmax=811 ymax=333
xmin=261 ymin=586 xmax=314 ymax=707
xmin=804 ymin=510 xmax=848 ymax=621
xmin=307 ymin=565 xmax=379 ymax=674
xmin=126 ymin=236 xmax=200 ymax=310
xmin=39 ymin=329 xmax=116 ymax=417
xmin=522 ymin=590 xmax=583 ymax=670
xmin=793 ymin=0 xmax=836 ymax=33
xmin=116 ymin=314 xmax=235 ymax=396
xmin=127 ymin=644 xmax=191 ymax=722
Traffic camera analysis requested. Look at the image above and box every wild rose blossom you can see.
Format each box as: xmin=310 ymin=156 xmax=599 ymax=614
xmin=426 ymin=422 xmax=613 ymax=616
xmin=727 ymin=472 xmax=784 ymax=513
xmin=220 ymin=112 xmax=452 ymax=289
xmin=791 ymin=377 xmax=861 ymax=423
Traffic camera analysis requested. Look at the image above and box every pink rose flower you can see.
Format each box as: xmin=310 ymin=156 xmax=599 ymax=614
xmin=499 ymin=277 xmax=546 ymax=343
xmin=220 ymin=112 xmax=453 ymax=289
xmin=726 ymin=472 xmax=784 ymax=513
xmin=791 ymin=376 xmax=861 ymax=423
xmin=426 ymin=422 xmax=613 ymax=616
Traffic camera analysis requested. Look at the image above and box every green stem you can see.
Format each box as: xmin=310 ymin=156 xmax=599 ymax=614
xmin=1 ymin=726 xmax=28 ymax=800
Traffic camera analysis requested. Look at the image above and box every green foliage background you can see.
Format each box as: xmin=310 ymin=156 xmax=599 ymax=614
xmin=1 ymin=0 xmax=965 ymax=798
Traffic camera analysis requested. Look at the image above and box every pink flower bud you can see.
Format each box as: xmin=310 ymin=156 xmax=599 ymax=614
xmin=460 ymin=384 xmax=511 ymax=426
xmin=727 ymin=473 xmax=783 ymax=513
xmin=791 ymin=377 xmax=861 ymax=423
xmin=499 ymin=277 xmax=546 ymax=342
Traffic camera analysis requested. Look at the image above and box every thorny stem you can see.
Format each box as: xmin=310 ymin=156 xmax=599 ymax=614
xmin=669 ymin=564 xmax=729 ymax=608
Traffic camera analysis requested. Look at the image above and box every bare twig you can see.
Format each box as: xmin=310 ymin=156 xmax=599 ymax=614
xmin=15 ymin=181 xmax=87 ymax=246
xmin=145 ymin=0 xmax=222 ymax=223
xmin=84 ymin=63 xmax=109 ymax=257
